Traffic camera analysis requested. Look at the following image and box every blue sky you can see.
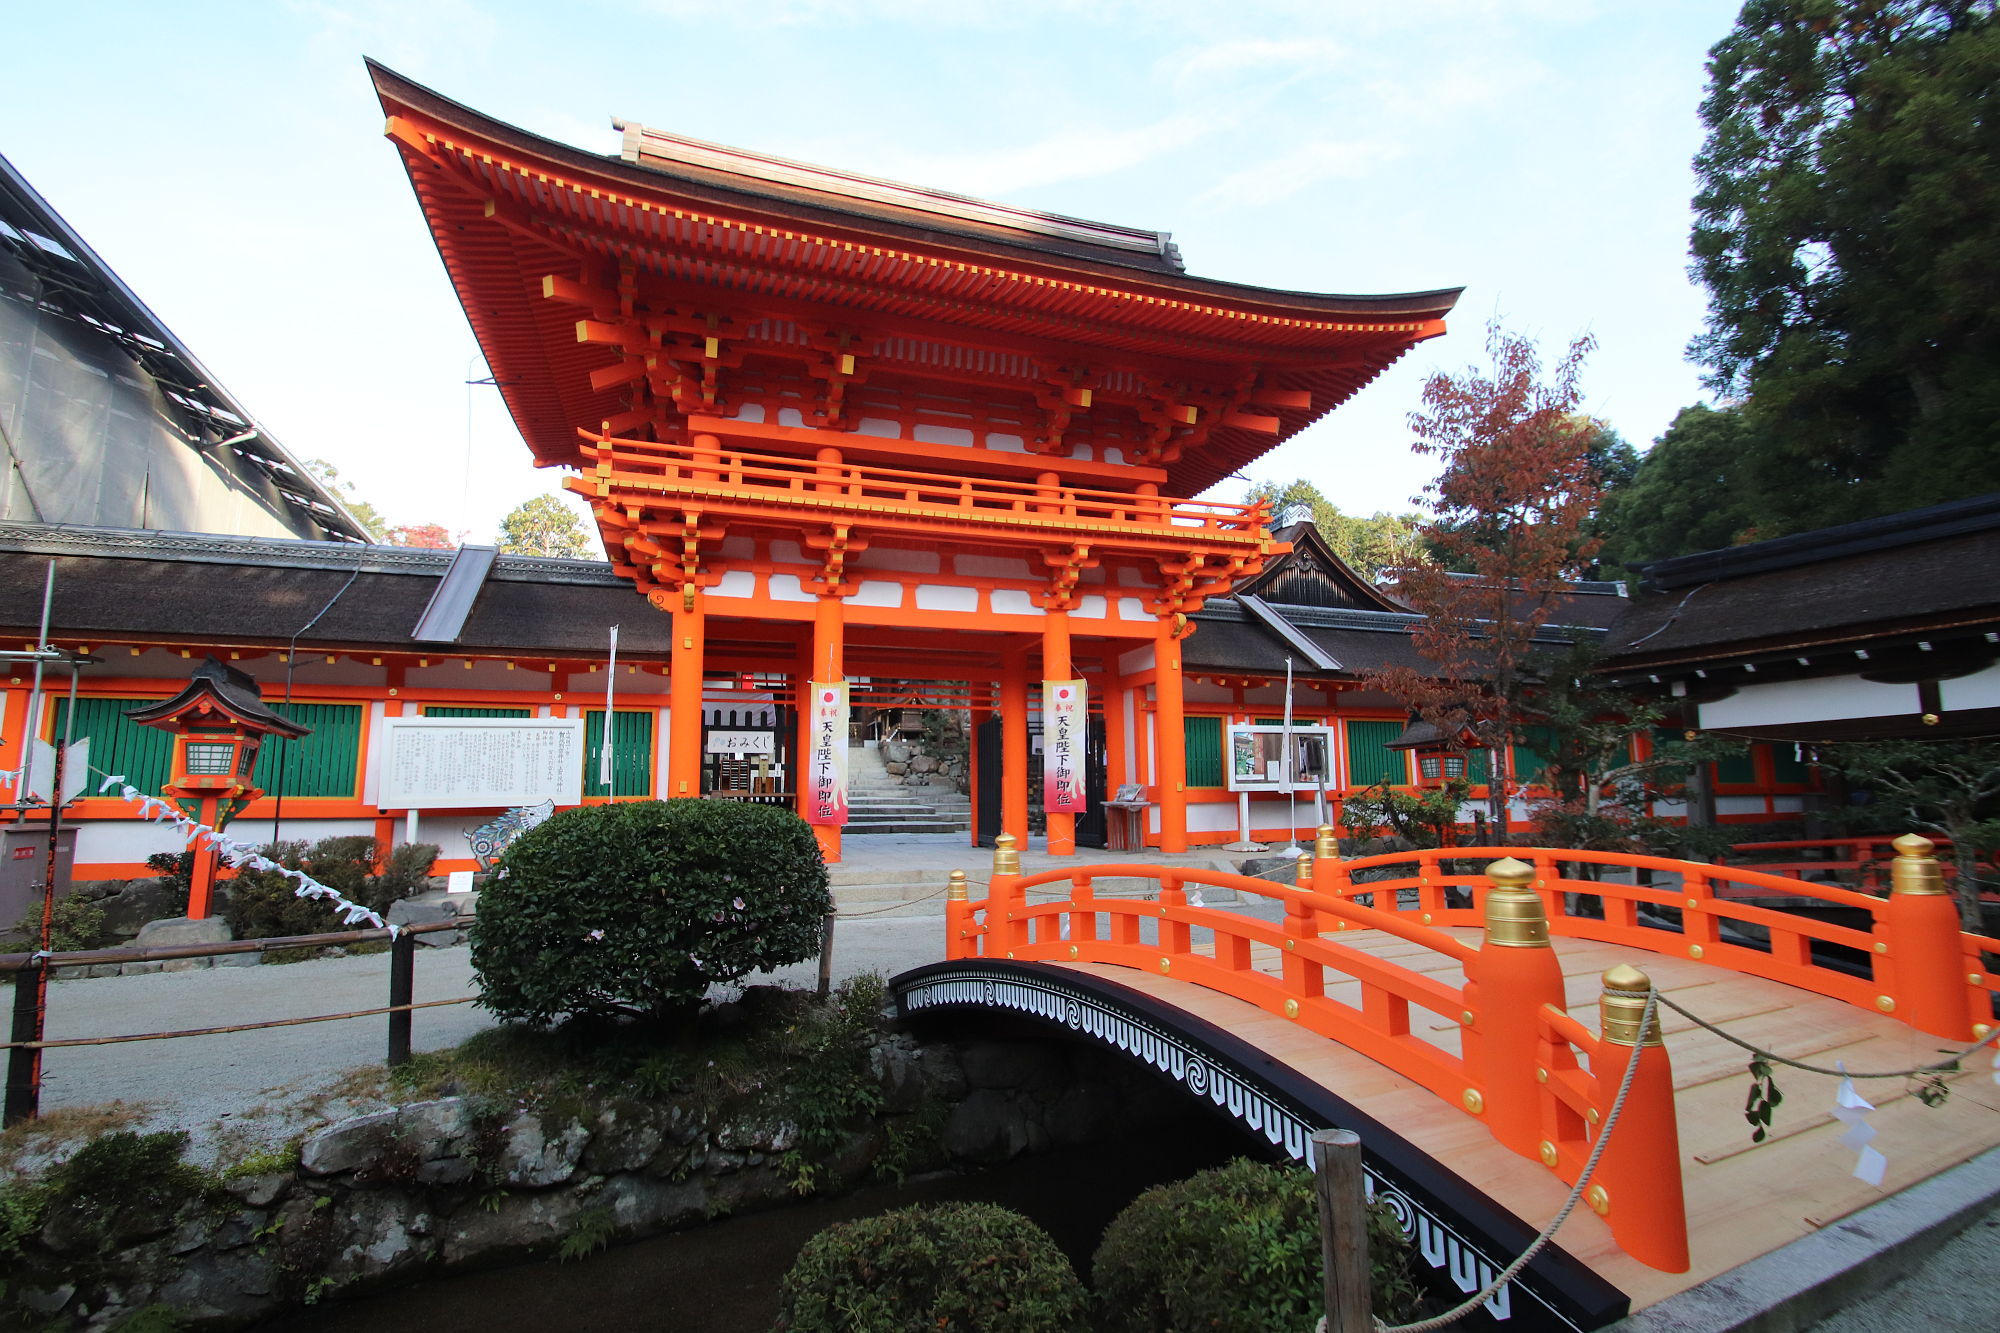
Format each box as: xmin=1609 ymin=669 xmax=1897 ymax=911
xmin=2 ymin=1 xmax=1744 ymax=538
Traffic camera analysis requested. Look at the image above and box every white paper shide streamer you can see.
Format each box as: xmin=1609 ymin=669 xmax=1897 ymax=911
xmin=98 ymin=771 xmax=396 ymax=935
xmin=1830 ymin=1061 xmax=1886 ymax=1186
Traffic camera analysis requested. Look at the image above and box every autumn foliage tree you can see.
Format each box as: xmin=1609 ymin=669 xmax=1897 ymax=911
xmin=384 ymin=523 xmax=458 ymax=550
xmin=1368 ymin=325 xmax=1602 ymax=832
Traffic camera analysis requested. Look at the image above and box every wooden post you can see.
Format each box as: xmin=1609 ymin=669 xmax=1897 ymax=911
xmin=1470 ymin=856 xmax=1566 ymax=1157
xmin=4 ymin=958 xmax=45 ymax=1125
xmin=386 ymin=930 xmax=416 ymax=1068
xmin=1000 ymin=652 xmax=1029 ymax=849
xmin=990 ymin=834 xmax=1023 ymax=955
xmin=944 ymin=869 xmax=973 ymax=960
xmin=1883 ymin=834 xmax=1976 ymax=1039
xmin=817 ymin=910 xmax=836 ymax=998
xmin=668 ymin=588 xmax=706 ymax=799
xmin=1594 ymin=964 xmax=1690 ymax=1273
xmin=1154 ymin=618 xmax=1188 ymax=853
xmin=1311 ymin=1128 xmax=1373 ymax=1333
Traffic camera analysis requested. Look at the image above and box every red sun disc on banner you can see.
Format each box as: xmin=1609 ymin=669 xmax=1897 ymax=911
xmin=821 ymin=690 xmax=836 ymax=703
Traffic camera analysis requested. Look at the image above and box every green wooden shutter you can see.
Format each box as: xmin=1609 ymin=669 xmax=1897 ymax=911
xmin=423 ymin=706 xmax=533 ymax=718
xmin=1713 ymin=745 xmax=1757 ymax=786
xmin=51 ymin=697 xmax=175 ymax=796
xmin=1182 ymin=716 xmax=1222 ymax=788
xmin=251 ymin=704 xmax=363 ymax=798
xmin=1512 ymin=726 xmax=1559 ymax=786
xmin=1467 ymin=748 xmax=1491 ymax=784
xmin=1343 ymin=720 xmax=1407 ymax=787
xmin=585 ymin=709 xmax=655 ymax=797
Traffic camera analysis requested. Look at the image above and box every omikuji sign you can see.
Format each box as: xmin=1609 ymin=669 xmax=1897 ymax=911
xmin=1042 ymin=679 xmax=1086 ymax=814
xmin=806 ymin=681 xmax=848 ymax=826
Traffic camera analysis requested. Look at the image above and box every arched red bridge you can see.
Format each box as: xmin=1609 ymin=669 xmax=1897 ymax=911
xmin=891 ymin=833 xmax=2000 ymax=1332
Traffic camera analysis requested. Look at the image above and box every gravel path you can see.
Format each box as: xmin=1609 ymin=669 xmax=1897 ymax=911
xmin=15 ymin=914 xmax=951 ymax=1166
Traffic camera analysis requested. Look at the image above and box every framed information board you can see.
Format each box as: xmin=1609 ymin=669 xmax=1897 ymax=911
xmin=1225 ymin=724 xmax=1335 ymax=793
xmin=378 ymin=717 xmax=586 ymax=809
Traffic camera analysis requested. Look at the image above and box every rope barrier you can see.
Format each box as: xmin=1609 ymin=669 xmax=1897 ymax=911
xmin=833 ymin=884 xmax=954 ymax=918
xmin=0 ymin=996 xmax=480 ymax=1050
xmin=1314 ymin=985 xmax=1661 ymax=1333
xmin=1607 ymin=986 xmax=2000 ymax=1079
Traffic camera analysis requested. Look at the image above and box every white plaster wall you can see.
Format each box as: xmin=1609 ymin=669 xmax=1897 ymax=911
xmin=850 ymin=580 xmax=904 ymax=608
xmin=990 ymin=590 xmax=1036 ymax=615
xmin=1716 ymin=797 xmax=1770 ymax=816
xmin=1074 ymin=595 xmax=1108 ymax=619
xmin=916 ymin=584 xmax=979 ymax=612
xmin=1941 ymin=663 xmax=2000 ymax=712
xmin=1117 ymin=597 xmax=1149 ymax=622
xmin=711 ymin=569 xmax=756 ymax=598
xmin=955 ymin=555 xmax=1033 ymax=581
xmin=1700 ymin=675 xmax=1919 ymax=729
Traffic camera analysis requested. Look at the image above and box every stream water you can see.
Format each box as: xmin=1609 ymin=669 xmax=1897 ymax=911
xmin=261 ymin=1117 xmax=1247 ymax=1333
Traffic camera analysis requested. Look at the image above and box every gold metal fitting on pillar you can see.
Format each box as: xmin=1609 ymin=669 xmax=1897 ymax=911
xmin=1482 ymin=857 xmax=1550 ymax=948
xmin=993 ymin=833 xmax=1020 ymax=876
xmin=1295 ymin=853 xmax=1312 ymax=888
xmin=1600 ymin=963 xmax=1662 ymax=1047
xmin=1890 ymin=834 xmax=1946 ymax=895
xmin=1315 ymin=824 xmax=1339 ymax=861
xmin=947 ymin=869 xmax=968 ymax=901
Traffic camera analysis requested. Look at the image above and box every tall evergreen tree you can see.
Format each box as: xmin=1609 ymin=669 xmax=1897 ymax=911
xmin=1689 ymin=1 xmax=2000 ymax=530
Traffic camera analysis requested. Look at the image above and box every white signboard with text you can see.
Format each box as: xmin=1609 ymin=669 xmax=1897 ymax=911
xmin=379 ymin=717 xmax=585 ymax=809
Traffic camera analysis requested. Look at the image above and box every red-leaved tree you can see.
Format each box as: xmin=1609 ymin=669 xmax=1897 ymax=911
xmin=1366 ymin=324 xmax=1603 ymax=834
xmin=384 ymin=523 xmax=459 ymax=550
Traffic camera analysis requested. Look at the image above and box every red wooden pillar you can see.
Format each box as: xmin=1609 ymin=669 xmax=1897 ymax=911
xmin=1000 ymin=650 xmax=1029 ymax=851
xmin=186 ymin=795 xmax=221 ymax=920
xmin=1044 ymin=608 xmax=1074 ymax=857
xmin=1154 ymin=619 xmax=1188 ymax=853
xmin=1884 ymin=834 xmax=1976 ymax=1039
xmin=668 ymin=589 xmax=705 ymax=800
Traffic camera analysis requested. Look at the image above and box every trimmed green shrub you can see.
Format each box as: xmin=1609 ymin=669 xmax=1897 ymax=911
xmin=223 ymin=838 xmax=438 ymax=939
xmin=1092 ymin=1158 xmax=1420 ymax=1332
xmin=7 ymin=894 xmax=110 ymax=952
xmin=773 ymin=1202 xmax=1087 ymax=1332
xmin=470 ymin=799 xmax=829 ymax=1026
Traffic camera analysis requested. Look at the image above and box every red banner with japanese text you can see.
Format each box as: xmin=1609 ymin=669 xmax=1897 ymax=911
xmin=1042 ymin=679 xmax=1086 ymax=814
xmin=806 ymin=680 xmax=848 ymax=825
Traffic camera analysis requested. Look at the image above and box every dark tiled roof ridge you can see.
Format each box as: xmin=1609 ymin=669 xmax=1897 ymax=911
xmin=0 ymin=521 xmax=627 ymax=586
xmin=1640 ymin=492 xmax=2000 ymax=591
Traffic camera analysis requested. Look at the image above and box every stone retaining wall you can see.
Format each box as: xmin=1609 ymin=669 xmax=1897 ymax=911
xmin=4 ymin=1027 xmax=1176 ymax=1329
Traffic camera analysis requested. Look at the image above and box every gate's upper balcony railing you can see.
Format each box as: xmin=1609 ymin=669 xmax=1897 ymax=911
xmin=570 ymin=431 xmax=1276 ymax=553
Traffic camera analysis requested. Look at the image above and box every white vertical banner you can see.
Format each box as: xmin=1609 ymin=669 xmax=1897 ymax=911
xmin=806 ymin=680 xmax=849 ymax=825
xmin=1042 ymin=678 xmax=1087 ymax=813
xmin=601 ymin=624 xmax=620 ymax=791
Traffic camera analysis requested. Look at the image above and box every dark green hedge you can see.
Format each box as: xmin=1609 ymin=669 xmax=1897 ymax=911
xmin=1092 ymin=1158 xmax=1419 ymax=1332
xmin=773 ymin=1202 xmax=1088 ymax=1332
xmin=470 ymin=799 xmax=829 ymax=1026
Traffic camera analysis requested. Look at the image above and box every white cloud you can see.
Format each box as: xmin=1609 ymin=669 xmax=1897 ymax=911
xmin=1158 ymin=36 xmax=1345 ymax=92
xmin=863 ymin=109 xmax=1222 ymax=198
xmin=1195 ymin=137 xmax=1402 ymax=212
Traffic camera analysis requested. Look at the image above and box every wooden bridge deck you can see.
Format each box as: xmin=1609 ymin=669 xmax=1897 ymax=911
xmin=1057 ymin=927 xmax=2000 ymax=1310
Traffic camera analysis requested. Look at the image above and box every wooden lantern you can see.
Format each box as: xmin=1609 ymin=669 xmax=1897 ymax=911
xmin=126 ymin=657 xmax=310 ymax=919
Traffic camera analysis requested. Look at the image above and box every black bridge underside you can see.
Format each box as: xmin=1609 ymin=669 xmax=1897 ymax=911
xmin=892 ymin=960 xmax=1630 ymax=1333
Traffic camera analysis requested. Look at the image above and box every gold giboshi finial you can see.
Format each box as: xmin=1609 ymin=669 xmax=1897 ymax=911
xmin=1482 ymin=857 xmax=1549 ymax=948
xmin=1891 ymin=833 xmax=1946 ymax=896
xmin=1315 ymin=824 xmax=1339 ymax=861
xmin=1600 ymin=963 xmax=1662 ymax=1046
xmin=947 ymin=869 xmax=969 ymax=901
xmin=993 ymin=832 xmax=1020 ymax=876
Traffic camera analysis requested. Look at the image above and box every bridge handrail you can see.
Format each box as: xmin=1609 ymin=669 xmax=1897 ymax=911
xmin=946 ymin=839 xmax=1698 ymax=1273
xmin=1318 ymin=843 xmax=1998 ymax=1033
xmin=1007 ymin=862 xmax=1477 ymax=962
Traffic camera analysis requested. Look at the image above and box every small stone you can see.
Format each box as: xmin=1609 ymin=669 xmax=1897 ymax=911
xmin=121 ymin=960 xmax=164 ymax=975
xmin=214 ymin=952 xmax=262 ymax=968
xmin=134 ymin=916 xmax=232 ymax=949
xmin=223 ymin=1172 xmax=288 ymax=1207
xmin=15 ymin=1285 xmax=74 ymax=1316
xmin=161 ymin=957 xmax=212 ymax=973
xmin=301 ymin=1109 xmax=400 ymax=1176
xmin=496 ymin=1112 xmax=589 ymax=1187
xmin=168 ymin=1218 xmax=211 ymax=1255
